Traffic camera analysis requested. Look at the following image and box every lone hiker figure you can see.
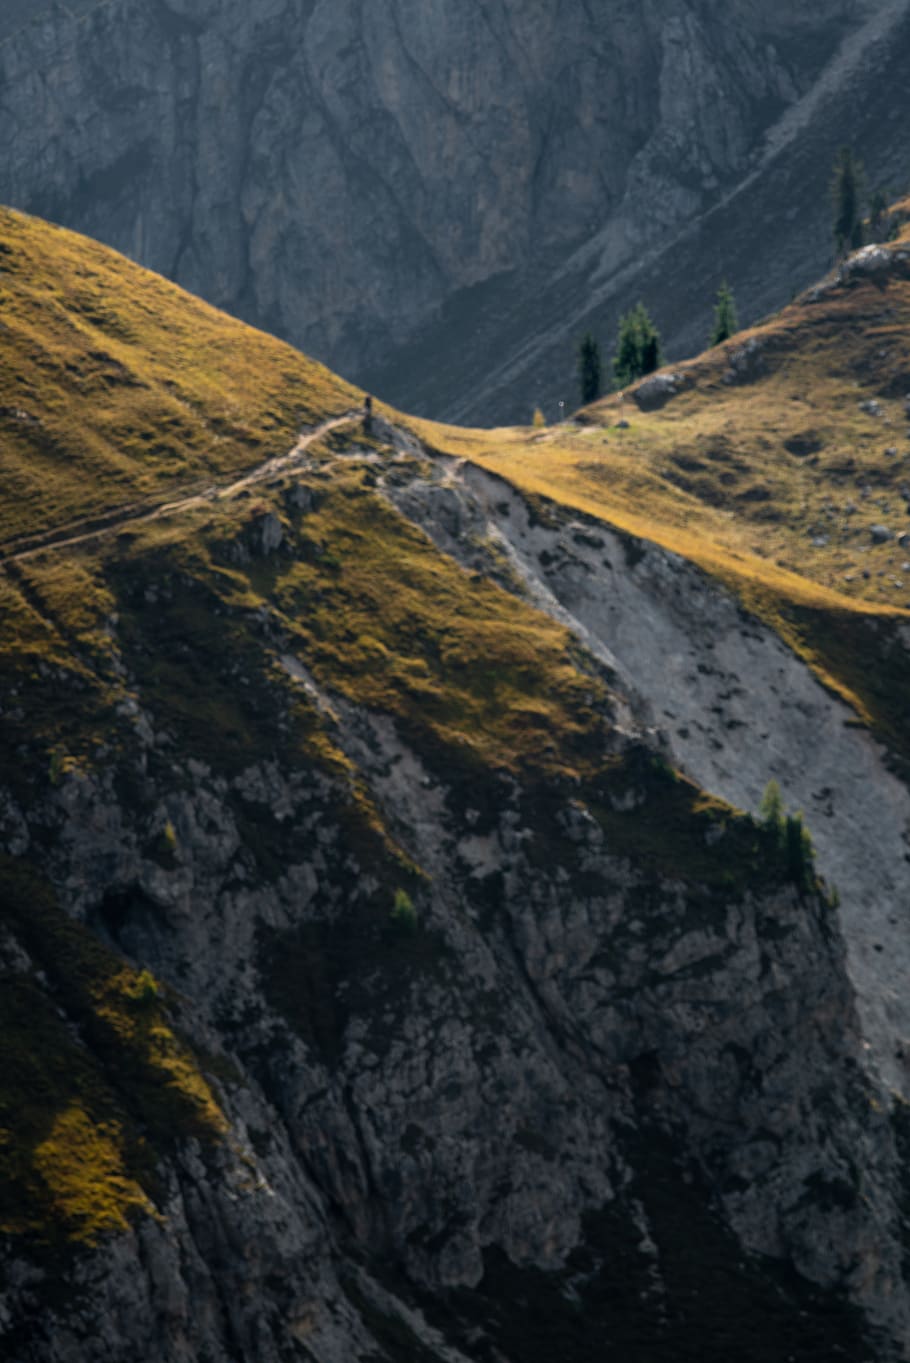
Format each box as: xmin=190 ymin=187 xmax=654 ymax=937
xmin=363 ymin=393 xmax=374 ymax=434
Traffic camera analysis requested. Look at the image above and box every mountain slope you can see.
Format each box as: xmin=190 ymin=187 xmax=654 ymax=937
xmin=374 ymin=0 xmax=910 ymax=423
xmin=0 ymin=0 xmax=906 ymax=422
xmin=1 ymin=209 xmax=910 ymax=1361
xmin=0 ymin=206 xmax=357 ymax=546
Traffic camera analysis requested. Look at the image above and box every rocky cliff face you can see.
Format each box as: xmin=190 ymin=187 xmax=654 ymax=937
xmin=3 ymin=410 xmax=910 ymax=1360
xmin=1 ymin=0 xmax=903 ymax=420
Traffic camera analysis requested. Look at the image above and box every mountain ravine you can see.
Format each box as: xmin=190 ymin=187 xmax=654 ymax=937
xmin=2 ymin=0 xmax=908 ymax=420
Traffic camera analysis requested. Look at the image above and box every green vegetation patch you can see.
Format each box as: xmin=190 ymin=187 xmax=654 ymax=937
xmin=265 ymin=465 xmax=617 ymax=780
xmin=580 ymin=745 xmax=818 ymax=897
xmin=0 ymin=856 xmax=226 ymax=1247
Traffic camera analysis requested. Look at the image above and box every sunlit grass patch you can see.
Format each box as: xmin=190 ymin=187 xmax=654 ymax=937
xmin=0 ymin=857 xmax=226 ymax=1246
xmin=408 ymin=260 xmax=910 ymax=767
xmin=0 ymin=206 xmax=359 ymax=543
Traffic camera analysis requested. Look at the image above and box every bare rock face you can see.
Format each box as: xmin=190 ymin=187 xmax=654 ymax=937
xmin=0 ymin=0 xmax=899 ymax=420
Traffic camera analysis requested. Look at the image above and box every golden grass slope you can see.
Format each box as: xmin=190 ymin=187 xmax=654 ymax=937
xmin=411 ymin=208 xmax=910 ymax=614
xmin=408 ymin=210 xmax=910 ymax=766
xmin=0 ymin=200 xmax=906 ymax=761
xmin=0 ymin=206 xmax=359 ymax=545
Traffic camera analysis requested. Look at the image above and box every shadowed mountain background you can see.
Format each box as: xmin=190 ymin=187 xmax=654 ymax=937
xmin=2 ymin=0 xmax=910 ymax=421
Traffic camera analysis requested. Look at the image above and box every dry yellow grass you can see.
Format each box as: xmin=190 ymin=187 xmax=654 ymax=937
xmin=409 ymin=204 xmax=910 ymax=610
xmin=405 ymin=215 xmax=910 ymax=759
xmin=0 ymin=857 xmax=227 ymax=1246
xmin=30 ymin=1106 xmax=153 ymax=1242
xmin=0 ymin=206 xmax=359 ymax=544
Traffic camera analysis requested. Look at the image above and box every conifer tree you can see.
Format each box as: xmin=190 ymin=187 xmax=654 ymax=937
xmin=640 ymin=327 xmax=661 ymax=377
xmin=832 ymin=147 xmax=865 ymax=257
xmin=577 ymin=333 xmax=602 ymax=406
xmin=869 ymin=188 xmax=889 ymax=237
xmin=613 ymin=303 xmax=662 ymax=387
xmin=760 ymin=779 xmax=785 ymax=846
xmin=710 ymin=281 xmax=739 ymax=346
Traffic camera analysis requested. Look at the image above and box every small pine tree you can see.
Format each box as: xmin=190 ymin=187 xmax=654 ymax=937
xmin=869 ymin=187 xmax=889 ymax=237
xmin=577 ymin=333 xmax=602 ymax=406
xmin=710 ymin=281 xmax=739 ymax=346
xmin=832 ymin=147 xmax=865 ymax=257
xmin=613 ymin=303 xmax=662 ymax=387
xmin=391 ymin=887 xmax=418 ymax=935
xmin=532 ymin=406 xmax=547 ymax=428
xmin=759 ymin=779 xmax=785 ymax=844
xmin=640 ymin=327 xmax=661 ymax=377
xmin=613 ymin=312 xmax=642 ymax=389
xmin=785 ymin=813 xmax=815 ymax=894
xmin=759 ymin=781 xmax=816 ymax=892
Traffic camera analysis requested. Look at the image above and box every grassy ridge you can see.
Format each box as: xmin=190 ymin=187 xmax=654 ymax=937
xmin=0 ymin=206 xmax=359 ymax=544
xmin=409 ymin=217 xmax=910 ymax=767
xmin=411 ymin=205 xmax=910 ymax=611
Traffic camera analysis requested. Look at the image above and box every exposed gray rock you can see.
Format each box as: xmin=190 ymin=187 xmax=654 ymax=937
xmin=871 ymin=523 xmax=894 ymax=542
xmin=283 ymin=480 xmax=315 ymax=514
xmin=386 ymin=449 xmax=910 ymax=1105
xmin=843 ymin=243 xmax=910 ymax=280
xmin=253 ymin=511 xmax=284 ymax=555
xmin=723 ymin=336 xmax=767 ymax=384
xmin=632 ymin=371 xmax=691 ymax=411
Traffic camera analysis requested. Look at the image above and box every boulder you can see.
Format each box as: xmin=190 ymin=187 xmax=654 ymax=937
xmin=254 ymin=512 xmax=284 ymax=555
xmin=722 ymin=337 xmax=766 ymax=385
xmin=843 ymin=245 xmax=897 ymax=279
xmin=633 ymin=372 xmax=690 ymax=412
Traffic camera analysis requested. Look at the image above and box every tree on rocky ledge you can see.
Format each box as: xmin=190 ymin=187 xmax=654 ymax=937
xmin=577 ymin=333 xmax=602 ymax=405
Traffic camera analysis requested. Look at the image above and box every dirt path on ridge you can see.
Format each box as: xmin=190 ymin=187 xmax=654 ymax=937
xmin=0 ymin=413 xmax=359 ymax=568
